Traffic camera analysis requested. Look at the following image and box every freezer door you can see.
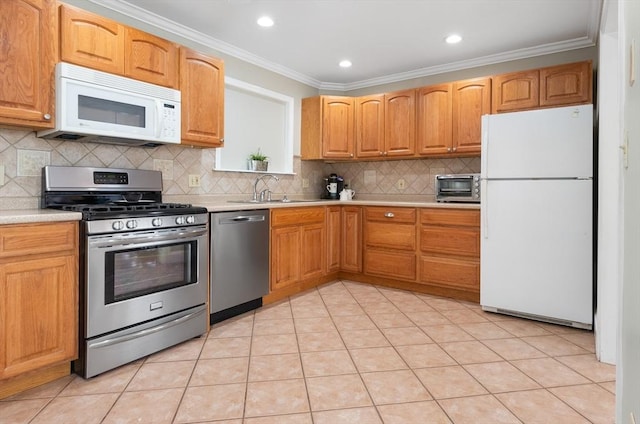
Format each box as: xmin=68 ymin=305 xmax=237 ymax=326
xmin=480 ymin=179 xmax=592 ymax=326
xmin=481 ymin=104 xmax=593 ymax=179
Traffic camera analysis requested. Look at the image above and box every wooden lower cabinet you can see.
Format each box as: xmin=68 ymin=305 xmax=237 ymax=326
xmin=270 ymin=207 xmax=326 ymax=293
xmin=419 ymin=208 xmax=480 ymax=300
xmin=0 ymin=221 xmax=78 ymax=398
xmin=341 ymin=206 xmax=362 ymax=272
xmin=326 ymin=206 xmax=341 ymax=273
xmin=266 ymin=205 xmax=480 ymax=304
xmin=363 ymin=207 xmax=417 ymax=281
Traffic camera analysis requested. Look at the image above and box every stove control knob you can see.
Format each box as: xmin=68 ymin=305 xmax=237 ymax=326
xmin=112 ymin=221 xmax=125 ymax=231
xmin=186 ymin=215 xmax=195 ymax=224
xmin=152 ymin=218 xmax=163 ymax=227
xmin=175 ymin=216 xmax=186 ymax=225
xmin=126 ymin=220 xmax=138 ymax=229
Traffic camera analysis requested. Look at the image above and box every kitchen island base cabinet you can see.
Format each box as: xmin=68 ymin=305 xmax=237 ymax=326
xmin=0 ymin=222 xmax=78 ymax=398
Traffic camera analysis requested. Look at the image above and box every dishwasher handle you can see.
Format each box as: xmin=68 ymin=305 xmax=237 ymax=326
xmin=219 ymin=214 xmax=266 ymax=224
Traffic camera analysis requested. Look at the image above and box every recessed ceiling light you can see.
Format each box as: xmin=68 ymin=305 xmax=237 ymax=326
xmin=257 ymin=16 xmax=274 ymax=27
xmin=445 ymin=34 xmax=462 ymax=44
xmin=339 ymin=60 xmax=352 ymax=68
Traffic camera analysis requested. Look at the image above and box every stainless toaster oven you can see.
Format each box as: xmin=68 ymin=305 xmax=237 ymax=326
xmin=435 ymin=174 xmax=481 ymax=203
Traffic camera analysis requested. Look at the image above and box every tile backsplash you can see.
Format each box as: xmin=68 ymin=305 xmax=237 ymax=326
xmin=0 ymin=128 xmax=479 ymax=210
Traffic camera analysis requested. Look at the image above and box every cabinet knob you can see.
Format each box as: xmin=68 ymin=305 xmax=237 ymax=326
xmin=447 ymin=147 xmax=452 ymax=152
xmin=43 ymin=113 xmax=51 ymax=120
xmin=383 ymin=151 xmax=388 ymax=156
xmin=452 ymin=147 xmax=457 ymax=152
xmin=350 ymin=153 xmax=353 ymax=157
xmin=379 ymin=151 xmax=384 ymax=156
xmin=384 ymin=212 xmax=395 ymax=218
xmin=220 ymin=138 xmax=224 ymax=143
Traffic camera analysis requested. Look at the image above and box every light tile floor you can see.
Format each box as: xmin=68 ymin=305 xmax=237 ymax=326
xmin=0 ymin=280 xmax=616 ymax=424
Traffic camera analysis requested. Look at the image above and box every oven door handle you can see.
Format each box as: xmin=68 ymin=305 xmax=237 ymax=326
xmin=87 ymin=307 xmax=206 ymax=349
xmin=90 ymin=227 xmax=207 ymax=249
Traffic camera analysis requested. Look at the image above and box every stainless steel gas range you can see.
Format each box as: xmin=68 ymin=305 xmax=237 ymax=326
xmin=42 ymin=166 xmax=209 ymax=378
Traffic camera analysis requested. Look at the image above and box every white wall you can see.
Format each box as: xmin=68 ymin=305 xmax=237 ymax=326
xmin=619 ymin=0 xmax=640 ymax=421
xmin=596 ymin=1 xmax=622 ymax=365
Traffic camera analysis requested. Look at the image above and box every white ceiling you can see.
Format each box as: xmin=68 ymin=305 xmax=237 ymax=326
xmin=96 ymin=0 xmax=602 ymax=90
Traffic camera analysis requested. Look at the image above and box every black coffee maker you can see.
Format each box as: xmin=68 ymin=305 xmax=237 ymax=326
xmin=322 ymin=173 xmax=344 ymax=199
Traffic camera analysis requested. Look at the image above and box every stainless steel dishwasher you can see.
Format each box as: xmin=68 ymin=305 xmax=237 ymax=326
xmin=210 ymin=209 xmax=270 ymax=323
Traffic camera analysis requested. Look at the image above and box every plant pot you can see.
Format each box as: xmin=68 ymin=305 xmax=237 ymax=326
xmin=249 ymin=160 xmax=268 ymax=172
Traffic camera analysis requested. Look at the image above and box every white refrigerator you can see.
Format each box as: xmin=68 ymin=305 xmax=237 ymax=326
xmin=480 ymin=104 xmax=593 ymax=329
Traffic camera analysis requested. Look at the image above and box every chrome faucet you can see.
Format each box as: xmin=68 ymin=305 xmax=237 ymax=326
xmin=252 ymin=174 xmax=279 ymax=202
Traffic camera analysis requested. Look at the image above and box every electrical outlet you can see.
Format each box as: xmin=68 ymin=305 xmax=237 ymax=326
xmin=188 ymin=174 xmax=201 ymax=187
xmin=0 ymin=165 xmax=4 ymax=186
xmin=397 ymin=178 xmax=406 ymax=190
xmin=302 ymin=178 xmax=309 ymax=188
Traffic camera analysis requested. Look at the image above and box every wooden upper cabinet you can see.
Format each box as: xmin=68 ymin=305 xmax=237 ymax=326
xmin=179 ymin=48 xmax=225 ymax=147
xmin=124 ymin=27 xmax=178 ymax=88
xmin=355 ymin=95 xmax=385 ymax=158
xmin=492 ymin=61 xmax=593 ymax=113
xmin=540 ymin=61 xmax=592 ymax=107
xmin=59 ymin=3 xmax=125 ymax=75
xmin=60 ymin=3 xmax=180 ymax=89
xmin=0 ymin=0 xmax=56 ymax=129
xmin=452 ymin=77 xmax=491 ymax=154
xmin=416 ymin=83 xmax=453 ymax=155
xmin=384 ymin=89 xmax=416 ymax=156
xmin=492 ymin=70 xmax=539 ymax=113
xmin=322 ymin=96 xmax=355 ymax=159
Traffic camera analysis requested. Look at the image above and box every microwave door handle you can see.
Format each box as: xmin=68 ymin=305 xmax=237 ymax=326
xmin=155 ymin=101 xmax=163 ymax=138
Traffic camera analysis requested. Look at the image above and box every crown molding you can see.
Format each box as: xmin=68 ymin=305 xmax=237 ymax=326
xmin=90 ymin=0 xmax=599 ymax=92
xmin=333 ymin=36 xmax=597 ymax=91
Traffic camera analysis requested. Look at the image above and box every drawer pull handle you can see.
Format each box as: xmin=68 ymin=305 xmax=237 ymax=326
xmin=384 ymin=212 xmax=395 ymax=218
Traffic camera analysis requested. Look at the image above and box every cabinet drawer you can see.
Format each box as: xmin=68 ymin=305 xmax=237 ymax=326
xmin=420 ymin=208 xmax=479 ymax=227
xmin=419 ymin=256 xmax=479 ymax=292
xmin=365 ymin=250 xmax=416 ymax=281
xmin=420 ymin=226 xmax=479 ymax=257
xmin=365 ymin=221 xmax=416 ymax=251
xmin=0 ymin=222 xmax=77 ymax=259
xmin=365 ymin=207 xmax=416 ymax=223
xmin=271 ymin=207 xmax=325 ymax=227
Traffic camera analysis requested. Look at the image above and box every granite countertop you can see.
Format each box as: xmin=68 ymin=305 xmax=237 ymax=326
xmin=0 ymin=209 xmax=83 ymax=225
xmin=0 ymin=197 xmax=479 ymax=225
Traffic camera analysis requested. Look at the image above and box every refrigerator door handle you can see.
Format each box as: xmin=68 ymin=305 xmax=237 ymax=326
xmin=482 ymin=178 xmax=489 ymax=239
xmin=481 ymin=115 xmax=490 ymax=177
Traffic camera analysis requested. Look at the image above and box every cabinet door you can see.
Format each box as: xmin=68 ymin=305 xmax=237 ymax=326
xmin=124 ymin=27 xmax=178 ymax=88
xmin=300 ymin=223 xmax=325 ymax=280
xmin=384 ymin=89 xmax=416 ymax=156
xmin=419 ymin=256 xmax=479 ymax=292
xmin=416 ymin=84 xmax=452 ymax=155
xmin=59 ymin=4 xmax=124 ymax=75
xmin=270 ymin=226 xmax=300 ymax=291
xmin=0 ymin=255 xmax=77 ymax=379
xmin=0 ymin=0 xmax=56 ymax=129
xmin=492 ymin=70 xmax=539 ymax=113
xmin=540 ymin=61 xmax=592 ymax=107
xmin=355 ymin=95 xmax=385 ymax=158
xmin=326 ymin=206 xmax=341 ymax=273
xmin=180 ymin=48 xmax=225 ymax=147
xmin=341 ymin=206 xmax=362 ymax=272
xmin=322 ymin=97 xmax=354 ymax=159
xmin=364 ymin=249 xmax=416 ymax=281
xmin=452 ymin=77 xmax=491 ymax=154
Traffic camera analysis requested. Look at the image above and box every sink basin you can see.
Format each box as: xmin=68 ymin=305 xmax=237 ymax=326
xmin=227 ymin=198 xmax=321 ymax=204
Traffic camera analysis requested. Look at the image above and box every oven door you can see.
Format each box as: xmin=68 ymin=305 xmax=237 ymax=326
xmin=85 ymin=225 xmax=208 ymax=339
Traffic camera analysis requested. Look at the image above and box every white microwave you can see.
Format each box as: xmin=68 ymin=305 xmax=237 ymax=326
xmin=38 ymin=62 xmax=181 ymax=147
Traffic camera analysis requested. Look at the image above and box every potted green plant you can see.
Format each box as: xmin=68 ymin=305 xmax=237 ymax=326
xmin=248 ymin=149 xmax=269 ymax=171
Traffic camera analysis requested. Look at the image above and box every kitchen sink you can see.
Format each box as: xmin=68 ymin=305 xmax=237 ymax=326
xmin=227 ymin=198 xmax=321 ymax=204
